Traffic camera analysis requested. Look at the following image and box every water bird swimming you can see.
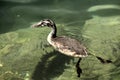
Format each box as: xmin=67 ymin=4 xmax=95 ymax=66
xmin=32 ymin=19 xmax=112 ymax=77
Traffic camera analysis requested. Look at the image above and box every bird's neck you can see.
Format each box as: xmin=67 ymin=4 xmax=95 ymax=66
xmin=49 ymin=24 xmax=57 ymax=38
xmin=47 ymin=24 xmax=57 ymax=44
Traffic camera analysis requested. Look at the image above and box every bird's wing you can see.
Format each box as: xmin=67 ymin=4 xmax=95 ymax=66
xmin=52 ymin=36 xmax=88 ymax=57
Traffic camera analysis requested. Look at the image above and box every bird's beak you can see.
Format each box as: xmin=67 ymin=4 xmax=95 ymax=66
xmin=31 ymin=21 xmax=43 ymax=28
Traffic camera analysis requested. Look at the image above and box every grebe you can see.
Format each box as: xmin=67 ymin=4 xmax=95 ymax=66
xmin=32 ymin=19 xmax=112 ymax=77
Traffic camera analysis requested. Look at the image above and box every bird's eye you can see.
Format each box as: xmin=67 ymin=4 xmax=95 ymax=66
xmin=41 ymin=22 xmax=45 ymax=26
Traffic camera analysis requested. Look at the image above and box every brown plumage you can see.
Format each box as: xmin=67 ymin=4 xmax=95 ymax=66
xmin=51 ymin=36 xmax=88 ymax=57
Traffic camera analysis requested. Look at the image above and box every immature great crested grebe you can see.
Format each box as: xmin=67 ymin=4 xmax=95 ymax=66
xmin=32 ymin=19 xmax=112 ymax=77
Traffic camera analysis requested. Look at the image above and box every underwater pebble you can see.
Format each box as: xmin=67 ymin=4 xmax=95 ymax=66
xmin=0 ymin=64 xmax=3 ymax=67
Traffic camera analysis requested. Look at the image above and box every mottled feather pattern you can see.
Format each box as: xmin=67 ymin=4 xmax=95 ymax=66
xmin=51 ymin=36 xmax=88 ymax=57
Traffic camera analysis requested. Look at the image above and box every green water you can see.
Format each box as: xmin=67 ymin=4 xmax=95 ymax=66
xmin=0 ymin=0 xmax=120 ymax=80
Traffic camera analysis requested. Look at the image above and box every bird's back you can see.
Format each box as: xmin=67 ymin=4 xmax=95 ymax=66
xmin=51 ymin=36 xmax=88 ymax=57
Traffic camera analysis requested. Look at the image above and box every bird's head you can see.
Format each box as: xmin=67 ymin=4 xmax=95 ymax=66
xmin=32 ymin=19 xmax=55 ymax=28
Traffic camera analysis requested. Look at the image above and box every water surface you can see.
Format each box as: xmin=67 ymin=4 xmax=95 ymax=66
xmin=0 ymin=0 xmax=120 ymax=80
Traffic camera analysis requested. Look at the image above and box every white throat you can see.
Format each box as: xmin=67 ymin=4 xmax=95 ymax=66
xmin=47 ymin=30 xmax=54 ymax=45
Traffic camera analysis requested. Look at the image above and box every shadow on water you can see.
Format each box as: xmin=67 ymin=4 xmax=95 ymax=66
xmin=0 ymin=0 xmax=120 ymax=34
xmin=32 ymin=50 xmax=73 ymax=80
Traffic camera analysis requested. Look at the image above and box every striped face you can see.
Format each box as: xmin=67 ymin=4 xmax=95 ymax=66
xmin=32 ymin=19 xmax=55 ymax=28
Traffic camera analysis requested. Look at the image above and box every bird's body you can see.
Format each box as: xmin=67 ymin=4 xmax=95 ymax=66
xmin=48 ymin=35 xmax=88 ymax=57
